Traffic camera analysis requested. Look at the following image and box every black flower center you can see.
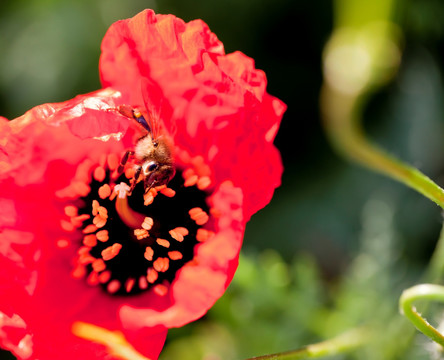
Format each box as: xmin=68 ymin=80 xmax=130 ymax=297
xmin=67 ymin=159 xmax=213 ymax=297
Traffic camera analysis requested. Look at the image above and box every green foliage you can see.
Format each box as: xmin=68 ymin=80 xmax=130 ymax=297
xmin=161 ymin=250 xmax=326 ymax=360
xmin=160 ymin=195 xmax=433 ymax=360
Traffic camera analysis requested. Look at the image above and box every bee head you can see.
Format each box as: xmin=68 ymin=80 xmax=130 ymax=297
xmin=142 ymin=161 xmax=176 ymax=193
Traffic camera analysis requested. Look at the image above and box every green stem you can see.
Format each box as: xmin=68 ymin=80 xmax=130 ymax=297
xmin=425 ymin=222 xmax=444 ymax=283
xmin=321 ymin=86 xmax=444 ymax=209
xmin=245 ymin=327 xmax=370 ymax=360
xmin=399 ymin=284 xmax=444 ymax=347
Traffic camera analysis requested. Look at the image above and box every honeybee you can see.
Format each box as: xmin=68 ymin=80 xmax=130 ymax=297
xmin=117 ymin=105 xmax=175 ymax=195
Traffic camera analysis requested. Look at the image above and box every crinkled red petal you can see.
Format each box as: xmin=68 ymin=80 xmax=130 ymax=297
xmin=1 ymin=9 xmax=286 ymax=358
xmin=99 ymin=9 xmax=286 ymax=221
xmin=0 ymin=90 xmax=247 ymax=355
xmin=0 ymin=92 xmax=167 ymax=359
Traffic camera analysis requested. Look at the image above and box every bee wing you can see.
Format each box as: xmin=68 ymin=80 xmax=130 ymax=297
xmin=134 ymin=112 xmax=152 ymax=133
xmin=140 ymin=78 xmax=163 ymax=139
xmin=115 ymin=104 xmax=151 ymax=135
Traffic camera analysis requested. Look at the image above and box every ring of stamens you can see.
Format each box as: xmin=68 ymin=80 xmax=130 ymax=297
xmin=63 ymin=155 xmax=215 ymax=296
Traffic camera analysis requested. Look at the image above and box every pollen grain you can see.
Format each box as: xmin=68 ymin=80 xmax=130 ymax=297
xmin=144 ymin=246 xmax=154 ymax=261
xmin=153 ymin=257 xmax=169 ymax=272
xmin=98 ymin=184 xmax=112 ymax=199
xmin=147 ymin=268 xmax=158 ymax=283
xmin=156 ymin=238 xmax=170 ymax=248
xmin=153 ymin=284 xmax=168 ymax=296
xmin=134 ymin=229 xmax=149 ymax=240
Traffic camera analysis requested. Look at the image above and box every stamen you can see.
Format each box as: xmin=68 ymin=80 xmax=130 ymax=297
xmin=182 ymin=168 xmax=195 ymax=179
xmin=71 ymin=214 xmax=91 ymax=228
xmin=141 ymin=217 xmax=153 ymax=230
xmin=138 ymin=276 xmax=148 ymax=290
xmin=189 ymin=207 xmax=203 ymax=217
xmin=154 ymin=185 xmax=166 ymax=192
xmin=96 ymin=230 xmax=109 ymax=242
xmin=72 ymin=181 xmax=91 ymax=197
xmin=92 ymin=259 xmax=106 ymax=272
xmin=210 ymin=207 xmax=222 ymax=218
xmin=102 ymin=243 xmax=122 ymax=261
xmin=61 ymin=220 xmax=75 ymax=232
xmin=99 ymin=153 xmax=107 ymax=168
xmin=93 ymin=166 xmax=106 ymax=182
xmin=184 ymin=175 xmax=198 ymax=187
xmin=98 ymin=206 xmax=108 ymax=218
xmin=160 ymin=187 xmax=176 ymax=197
xmin=109 ymin=190 xmax=117 ymax=201
xmin=72 ymin=265 xmax=87 ymax=279
xmin=107 ymin=279 xmax=121 ymax=294
xmin=107 ymin=153 xmax=120 ymax=171
xmin=64 ymin=205 xmax=78 ymax=217
xmin=144 ymin=247 xmax=154 ymax=261
xmin=92 ymin=200 xmax=100 ymax=216
xmin=195 ymin=214 xmax=209 ymax=225
xmin=71 ymin=214 xmax=91 ymax=224
xmin=83 ymin=234 xmax=97 ymax=247
xmin=196 ymin=228 xmax=215 ymax=242
xmin=82 ymin=224 xmax=98 ymax=234
xmin=168 ymin=251 xmax=183 ymax=260
xmin=98 ymin=270 xmax=112 ymax=284
xmin=191 ymin=155 xmax=211 ymax=176
xmin=93 ymin=215 xmax=107 ymax=228
xmin=134 ymin=229 xmax=149 ymax=240
xmin=73 ymin=159 xmax=92 ymax=183
xmin=153 ymin=284 xmax=168 ymax=296
xmin=169 ymin=227 xmax=189 ymax=242
xmin=79 ymin=253 xmax=95 ymax=265
xmin=98 ymin=184 xmax=112 ymax=199
xmin=125 ymin=167 xmax=136 ymax=179
xmin=197 ymin=176 xmax=211 ymax=190
xmin=144 ymin=192 xmax=154 ymax=206
xmin=189 ymin=208 xmax=209 ymax=225
xmin=56 ymin=238 xmax=70 ymax=249
xmin=87 ymin=271 xmax=100 ymax=286
xmin=175 ymin=227 xmax=189 ymax=236
xmin=143 ymin=188 xmax=159 ymax=206
xmin=147 ymin=268 xmax=158 ymax=283
xmin=156 ymin=238 xmax=170 ymax=248
xmin=153 ymin=257 xmax=169 ymax=272
xmin=78 ymin=246 xmax=91 ymax=255
xmin=125 ymin=278 xmax=136 ymax=293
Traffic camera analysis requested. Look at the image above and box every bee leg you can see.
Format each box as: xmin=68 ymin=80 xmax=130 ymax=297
xmin=128 ymin=165 xmax=142 ymax=195
xmin=144 ymin=179 xmax=158 ymax=195
xmin=118 ymin=150 xmax=135 ymax=174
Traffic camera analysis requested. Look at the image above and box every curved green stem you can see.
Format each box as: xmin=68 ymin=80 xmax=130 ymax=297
xmin=425 ymin=223 xmax=444 ymax=283
xmin=399 ymin=284 xmax=444 ymax=347
xmin=245 ymin=327 xmax=370 ymax=360
xmin=321 ymin=85 xmax=444 ymax=209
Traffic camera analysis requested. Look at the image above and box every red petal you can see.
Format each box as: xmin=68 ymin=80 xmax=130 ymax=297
xmin=99 ymin=9 xmax=286 ymax=221
xmin=1 ymin=9 xmax=286 ymax=358
xmin=0 ymin=92 xmax=167 ymax=359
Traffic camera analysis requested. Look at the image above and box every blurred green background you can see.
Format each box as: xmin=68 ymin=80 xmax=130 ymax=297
xmin=2 ymin=0 xmax=444 ymax=359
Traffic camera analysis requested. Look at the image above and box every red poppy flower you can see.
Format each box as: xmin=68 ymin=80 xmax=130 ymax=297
xmin=0 ymin=9 xmax=285 ymax=360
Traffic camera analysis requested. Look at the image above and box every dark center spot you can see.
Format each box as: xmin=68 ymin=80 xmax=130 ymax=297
xmin=77 ymin=169 xmax=209 ymax=296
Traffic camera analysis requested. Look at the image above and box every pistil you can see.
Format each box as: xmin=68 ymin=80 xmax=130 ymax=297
xmin=114 ymin=183 xmax=145 ymax=229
